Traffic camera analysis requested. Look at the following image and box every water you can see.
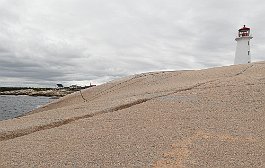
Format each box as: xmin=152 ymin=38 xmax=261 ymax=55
xmin=0 ymin=95 xmax=52 ymax=121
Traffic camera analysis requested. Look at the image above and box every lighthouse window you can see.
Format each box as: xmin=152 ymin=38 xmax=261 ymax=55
xmin=248 ymin=41 xmax=250 ymax=45
xmin=248 ymin=51 xmax=250 ymax=55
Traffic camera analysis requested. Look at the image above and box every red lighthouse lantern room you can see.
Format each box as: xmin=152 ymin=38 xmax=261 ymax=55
xmin=238 ymin=25 xmax=250 ymax=37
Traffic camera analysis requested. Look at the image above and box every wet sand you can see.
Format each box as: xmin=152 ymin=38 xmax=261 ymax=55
xmin=0 ymin=62 xmax=264 ymax=167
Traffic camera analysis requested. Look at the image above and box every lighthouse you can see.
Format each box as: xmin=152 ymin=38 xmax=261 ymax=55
xmin=234 ymin=25 xmax=253 ymax=65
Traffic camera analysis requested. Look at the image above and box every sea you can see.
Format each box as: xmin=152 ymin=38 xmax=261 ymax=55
xmin=0 ymin=95 xmax=52 ymax=121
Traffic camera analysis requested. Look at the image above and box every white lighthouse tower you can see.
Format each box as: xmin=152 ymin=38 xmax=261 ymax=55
xmin=234 ymin=25 xmax=253 ymax=65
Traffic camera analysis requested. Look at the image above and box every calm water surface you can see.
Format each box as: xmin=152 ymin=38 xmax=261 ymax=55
xmin=0 ymin=95 xmax=52 ymax=121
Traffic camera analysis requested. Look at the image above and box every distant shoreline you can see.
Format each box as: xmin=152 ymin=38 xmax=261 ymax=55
xmin=0 ymin=87 xmax=74 ymax=97
xmin=0 ymin=85 xmax=96 ymax=97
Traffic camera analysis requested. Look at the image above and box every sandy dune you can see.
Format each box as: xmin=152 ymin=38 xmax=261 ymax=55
xmin=0 ymin=62 xmax=264 ymax=167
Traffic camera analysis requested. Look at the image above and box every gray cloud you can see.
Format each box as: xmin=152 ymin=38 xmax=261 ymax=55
xmin=0 ymin=0 xmax=264 ymax=87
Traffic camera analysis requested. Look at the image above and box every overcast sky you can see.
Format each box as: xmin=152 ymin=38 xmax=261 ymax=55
xmin=0 ymin=0 xmax=264 ymax=87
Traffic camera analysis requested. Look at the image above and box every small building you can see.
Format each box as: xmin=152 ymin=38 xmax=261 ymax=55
xmin=83 ymin=83 xmax=96 ymax=89
xmin=56 ymin=84 xmax=64 ymax=89
xmin=69 ymin=85 xmax=82 ymax=90
xmin=69 ymin=85 xmax=77 ymax=89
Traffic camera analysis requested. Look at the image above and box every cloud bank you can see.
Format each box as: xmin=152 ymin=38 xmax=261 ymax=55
xmin=0 ymin=0 xmax=264 ymax=87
